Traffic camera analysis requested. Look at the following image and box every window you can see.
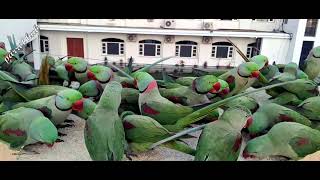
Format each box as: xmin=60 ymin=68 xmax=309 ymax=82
xmin=175 ymin=41 xmax=197 ymax=58
xmin=101 ymin=38 xmax=124 ymax=55
xmin=40 ymin=35 xmax=49 ymax=53
xmin=211 ymin=42 xmax=234 ymax=59
xmin=305 ymin=19 xmax=318 ymax=37
xmin=139 ymin=40 xmax=161 ymax=57
xmin=299 ymin=41 xmax=314 ymax=68
xmin=246 ymin=42 xmax=258 ymax=58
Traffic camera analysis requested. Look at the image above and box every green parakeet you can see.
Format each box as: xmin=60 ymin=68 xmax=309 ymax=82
xmin=247 ymin=103 xmax=311 ymax=135
xmin=195 ymin=106 xmax=252 ymax=161
xmin=219 ymin=62 xmax=262 ymax=97
xmin=302 ymin=46 xmax=320 ymax=80
xmin=132 ymin=72 xmax=211 ymax=125
xmin=84 ymin=81 xmax=126 ymax=161
xmin=243 ymin=122 xmax=320 ymax=160
xmin=65 ymin=57 xmax=89 ymax=84
xmin=0 ymin=107 xmax=58 ymax=149
xmin=121 ymin=111 xmax=195 ymax=155
xmin=11 ymin=89 xmax=84 ymax=125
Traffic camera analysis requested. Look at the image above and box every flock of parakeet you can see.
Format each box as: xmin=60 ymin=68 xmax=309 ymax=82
xmin=1 ymin=36 xmax=320 ymax=161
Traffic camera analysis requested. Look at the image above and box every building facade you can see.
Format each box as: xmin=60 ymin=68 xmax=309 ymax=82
xmin=1 ymin=19 xmax=319 ymax=71
xmin=35 ymin=19 xmax=291 ymax=70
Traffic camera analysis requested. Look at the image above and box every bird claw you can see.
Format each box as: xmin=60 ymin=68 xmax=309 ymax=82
xmin=55 ymin=139 xmax=64 ymax=143
xmin=64 ymin=119 xmax=74 ymax=123
xmin=58 ymin=132 xmax=67 ymax=136
xmin=56 ymin=123 xmax=75 ymax=129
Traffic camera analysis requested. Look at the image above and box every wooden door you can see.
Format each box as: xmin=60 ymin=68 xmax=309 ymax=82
xmin=67 ymin=38 xmax=84 ymax=58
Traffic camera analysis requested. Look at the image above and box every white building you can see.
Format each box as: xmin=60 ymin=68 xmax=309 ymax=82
xmin=1 ymin=19 xmax=319 ymax=71
xmin=35 ymin=19 xmax=291 ymax=70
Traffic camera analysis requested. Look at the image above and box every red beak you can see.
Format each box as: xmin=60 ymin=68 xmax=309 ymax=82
xmin=251 ymin=71 xmax=260 ymax=78
xmin=87 ymin=71 xmax=97 ymax=80
xmin=244 ymin=116 xmax=253 ymax=129
xmin=209 ymin=82 xmax=221 ymax=94
xmin=65 ymin=63 xmax=74 ymax=72
xmin=72 ymin=99 xmax=84 ymax=112
xmin=221 ymin=88 xmax=230 ymax=95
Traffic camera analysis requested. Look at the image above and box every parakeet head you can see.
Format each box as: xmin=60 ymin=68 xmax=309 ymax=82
xmin=65 ymin=57 xmax=88 ymax=73
xmin=237 ymin=62 xmax=261 ymax=78
xmin=79 ymin=80 xmax=103 ymax=98
xmin=193 ymin=75 xmax=221 ymax=94
xmin=55 ymin=89 xmax=84 ymax=112
xmin=242 ymin=135 xmax=274 ymax=159
xmin=43 ymin=56 xmax=56 ymax=67
xmin=311 ymin=46 xmax=320 ymax=58
xmin=87 ymin=65 xmax=114 ymax=83
xmin=283 ymin=62 xmax=298 ymax=74
xmin=99 ymin=81 xmax=123 ymax=109
xmin=250 ymin=55 xmax=269 ymax=69
xmin=75 ymin=98 xmax=96 ymax=120
xmin=29 ymin=116 xmax=58 ymax=147
xmin=247 ymin=111 xmax=269 ymax=135
xmin=55 ymin=65 xmax=70 ymax=81
xmin=132 ymin=72 xmax=157 ymax=93
xmin=220 ymin=106 xmax=252 ymax=130
xmin=217 ymin=79 xmax=230 ymax=96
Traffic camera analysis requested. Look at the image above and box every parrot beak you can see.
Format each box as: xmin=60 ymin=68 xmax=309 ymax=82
xmin=250 ymin=71 xmax=260 ymax=78
xmin=65 ymin=63 xmax=74 ymax=72
xmin=87 ymin=71 xmax=97 ymax=80
xmin=72 ymin=99 xmax=84 ymax=112
xmin=220 ymin=88 xmax=230 ymax=96
xmin=209 ymin=82 xmax=221 ymax=94
xmin=244 ymin=116 xmax=253 ymax=129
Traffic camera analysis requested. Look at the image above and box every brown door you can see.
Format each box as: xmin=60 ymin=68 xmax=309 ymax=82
xmin=67 ymin=38 xmax=84 ymax=58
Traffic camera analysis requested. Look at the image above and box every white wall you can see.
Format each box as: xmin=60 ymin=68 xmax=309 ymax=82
xmin=260 ymin=38 xmax=290 ymax=64
xmin=38 ymin=19 xmax=284 ymax=32
xmin=39 ymin=30 xmax=261 ymax=67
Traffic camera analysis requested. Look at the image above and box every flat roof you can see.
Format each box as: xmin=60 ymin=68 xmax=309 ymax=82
xmin=38 ymin=24 xmax=291 ymax=39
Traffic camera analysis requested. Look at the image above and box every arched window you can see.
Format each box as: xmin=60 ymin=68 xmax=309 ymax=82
xmin=139 ymin=39 xmax=161 ymax=57
xmin=175 ymin=41 xmax=197 ymax=58
xmin=101 ymin=38 xmax=124 ymax=55
xmin=212 ymin=42 xmax=233 ymax=58
xmin=40 ymin=35 xmax=49 ymax=53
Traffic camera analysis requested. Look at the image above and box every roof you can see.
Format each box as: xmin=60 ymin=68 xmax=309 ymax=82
xmin=38 ymin=23 xmax=291 ymax=39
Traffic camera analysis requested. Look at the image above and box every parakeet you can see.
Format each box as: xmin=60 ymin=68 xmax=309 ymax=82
xmin=292 ymin=96 xmax=320 ymax=121
xmin=243 ymin=122 xmax=320 ymax=160
xmin=132 ymin=72 xmax=211 ymax=125
xmin=121 ymin=111 xmax=195 ymax=155
xmin=302 ymin=46 xmax=320 ymax=80
xmin=223 ymin=96 xmax=259 ymax=113
xmin=247 ymin=103 xmax=311 ymax=136
xmin=0 ymin=107 xmax=58 ymax=149
xmin=84 ymin=81 xmax=126 ymax=161
xmin=195 ymin=106 xmax=252 ymax=161
xmin=11 ymin=89 xmax=84 ymax=126
xmin=65 ymin=57 xmax=89 ymax=84
xmin=159 ymin=75 xmax=222 ymax=105
xmin=74 ymin=98 xmax=96 ymax=120
xmin=219 ymin=62 xmax=262 ymax=97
